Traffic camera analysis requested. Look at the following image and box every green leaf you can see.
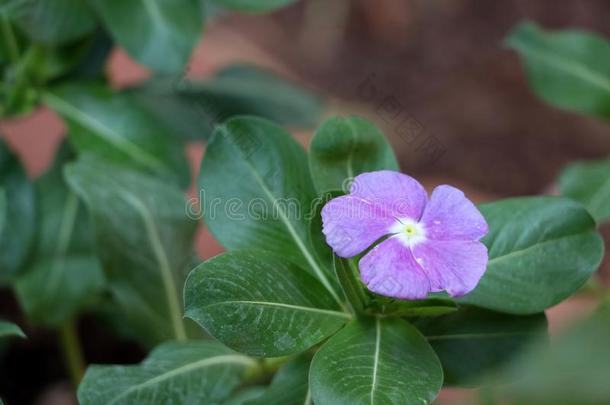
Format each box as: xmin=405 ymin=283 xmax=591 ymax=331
xmin=185 ymin=250 xmax=350 ymax=357
xmin=460 ymin=196 xmax=604 ymax=314
xmin=0 ymin=139 xmax=35 ymax=282
xmin=15 ymin=144 xmax=105 ymax=326
xmin=209 ymin=0 xmax=297 ymax=13
xmin=310 ymin=317 xmax=443 ymax=405
xmin=488 ymin=308 xmax=610 ymax=405
xmin=8 ymin=0 xmax=97 ymax=44
xmin=559 ymin=156 xmax=610 ymax=225
xmin=129 ymin=64 xmax=323 ymax=141
xmin=199 ymin=116 xmax=342 ymax=305
xmin=415 ymin=307 xmax=547 ymax=386
xmin=15 ymin=256 xmax=104 ymax=327
xmin=309 ymin=116 xmax=398 ymax=194
xmin=506 ymin=22 xmax=610 ymax=119
xmin=44 ymin=83 xmax=190 ymax=188
xmin=0 ymin=319 xmax=25 ymax=339
xmin=65 ymin=157 xmax=197 ymax=345
xmin=90 ymin=0 xmax=203 ymax=73
xmin=78 ymin=341 xmax=257 ymax=405
xmin=247 ymin=355 xmax=311 ymax=405
xmin=126 ymin=77 xmax=217 ymax=141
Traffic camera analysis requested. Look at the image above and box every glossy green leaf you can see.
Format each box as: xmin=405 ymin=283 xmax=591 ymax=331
xmin=0 ymin=319 xmax=24 ymax=339
xmin=247 ymin=355 xmax=311 ymax=405
xmin=65 ymin=157 xmax=197 ymax=345
xmin=15 ymin=144 xmax=104 ymax=326
xmin=199 ymin=116 xmax=341 ymax=305
xmin=415 ymin=307 xmax=547 ymax=386
xmin=185 ymin=250 xmax=350 ymax=357
xmin=0 ymin=139 xmax=35 ymax=282
xmin=559 ymin=156 xmax=610 ymax=224
xmin=507 ymin=22 xmax=610 ymax=119
xmin=309 ymin=116 xmax=398 ymax=194
xmin=90 ymin=0 xmax=203 ymax=73
xmin=78 ymin=341 xmax=257 ymax=405
xmin=45 ymin=83 xmax=190 ymax=188
xmin=488 ymin=308 xmax=610 ymax=405
xmin=209 ymin=0 xmax=297 ymax=13
xmin=310 ymin=317 xmax=443 ymax=405
xmin=8 ymin=0 xmax=97 ymax=44
xmin=460 ymin=196 xmax=604 ymax=314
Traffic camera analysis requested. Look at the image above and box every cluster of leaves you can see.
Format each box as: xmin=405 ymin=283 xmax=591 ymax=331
xmin=0 ymin=0 xmax=319 ymax=402
xmin=69 ymin=114 xmax=601 ymax=404
xmin=0 ymin=0 xmax=318 ymax=335
xmin=461 ymin=21 xmax=610 ymax=404
xmin=0 ymin=8 xmax=609 ymax=405
xmin=0 ymin=0 xmax=303 ymax=117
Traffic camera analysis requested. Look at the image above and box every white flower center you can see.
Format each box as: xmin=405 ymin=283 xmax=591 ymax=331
xmin=389 ymin=218 xmax=426 ymax=247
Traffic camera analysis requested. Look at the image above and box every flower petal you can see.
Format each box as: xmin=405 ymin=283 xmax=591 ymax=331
xmin=359 ymin=237 xmax=430 ymax=299
xmin=411 ymin=240 xmax=488 ymax=297
xmin=322 ymin=195 xmax=395 ymax=257
xmin=419 ymin=185 xmax=488 ymax=241
xmin=349 ymin=171 xmax=428 ymax=221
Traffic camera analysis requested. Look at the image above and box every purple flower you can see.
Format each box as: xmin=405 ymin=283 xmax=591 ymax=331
xmin=321 ymin=171 xmax=489 ymax=300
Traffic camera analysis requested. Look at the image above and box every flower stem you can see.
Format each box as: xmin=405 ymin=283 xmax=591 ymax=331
xmin=58 ymin=318 xmax=85 ymax=386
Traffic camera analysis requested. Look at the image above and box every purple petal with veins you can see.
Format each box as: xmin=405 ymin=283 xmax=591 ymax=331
xmin=321 ymin=170 xmax=489 ymax=300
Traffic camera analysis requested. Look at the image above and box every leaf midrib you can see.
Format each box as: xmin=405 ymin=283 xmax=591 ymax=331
xmin=512 ymin=37 xmax=610 ymax=92
xmin=107 ymin=354 xmax=256 ymax=405
xmin=44 ymin=93 xmax=166 ymax=172
xmin=121 ymin=191 xmax=187 ymax=341
xmin=47 ymin=190 xmax=79 ymax=293
xmin=142 ymin=0 xmax=165 ymax=29
xmin=370 ymin=317 xmax=381 ymax=405
xmin=219 ymin=127 xmax=344 ymax=308
xmin=201 ymin=300 xmax=351 ymax=319
xmin=425 ymin=331 xmax=541 ymax=341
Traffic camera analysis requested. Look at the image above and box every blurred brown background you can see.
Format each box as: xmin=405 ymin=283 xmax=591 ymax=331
xmin=1 ymin=0 xmax=610 ymax=403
